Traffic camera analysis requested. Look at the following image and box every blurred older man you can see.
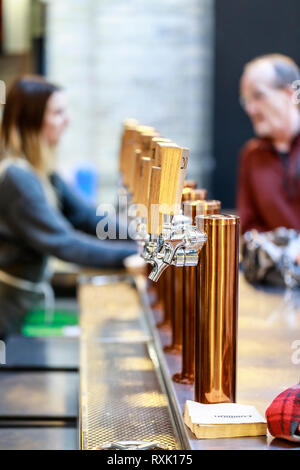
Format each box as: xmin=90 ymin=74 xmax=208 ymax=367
xmin=237 ymin=54 xmax=300 ymax=235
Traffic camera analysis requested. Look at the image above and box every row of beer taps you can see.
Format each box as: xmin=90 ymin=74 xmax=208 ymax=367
xmin=119 ymin=119 xmax=207 ymax=282
xmin=118 ymin=119 xmax=240 ymax=405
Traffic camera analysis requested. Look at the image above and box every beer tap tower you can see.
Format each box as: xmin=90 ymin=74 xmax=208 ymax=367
xmin=118 ymin=120 xmax=240 ymax=405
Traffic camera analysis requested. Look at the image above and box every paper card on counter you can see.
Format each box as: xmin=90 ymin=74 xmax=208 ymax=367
xmin=185 ymin=400 xmax=266 ymax=425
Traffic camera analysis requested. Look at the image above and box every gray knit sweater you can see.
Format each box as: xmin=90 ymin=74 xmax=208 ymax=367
xmin=0 ymin=163 xmax=136 ymax=283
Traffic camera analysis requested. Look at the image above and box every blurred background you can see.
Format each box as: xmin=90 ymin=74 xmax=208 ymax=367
xmin=1 ymin=0 xmax=300 ymax=208
xmin=0 ymin=2 xmax=300 ymax=452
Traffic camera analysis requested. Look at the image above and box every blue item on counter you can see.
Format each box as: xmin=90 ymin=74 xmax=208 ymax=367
xmin=74 ymin=167 xmax=99 ymax=203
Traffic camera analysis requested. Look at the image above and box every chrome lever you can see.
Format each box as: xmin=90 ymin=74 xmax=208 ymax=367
xmin=96 ymin=440 xmax=168 ymax=450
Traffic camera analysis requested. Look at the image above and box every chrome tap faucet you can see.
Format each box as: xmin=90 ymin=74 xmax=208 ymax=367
xmin=142 ymin=214 xmax=207 ymax=282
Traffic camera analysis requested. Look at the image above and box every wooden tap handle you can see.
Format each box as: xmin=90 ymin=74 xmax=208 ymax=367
xmin=175 ymin=147 xmax=189 ymax=208
xmin=136 ymin=157 xmax=152 ymax=217
xmin=119 ymin=131 xmax=126 ymax=173
xmin=128 ymin=126 xmax=156 ymax=193
xmin=128 ymin=129 xmax=140 ymax=193
xmin=122 ymin=128 xmax=137 ymax=188
xmin=138 ymin=125 xmax=155 ymax=133
xmin=132 ymin=131 xmax=159 ymax=193
xmin=150 ymin=138 xmax=172 ymax=166
xmin=128 ymin=147 xmax=140 ymax=194
xmin=140 ymin=132 xmax=159 ymax=157
xmin=158 ymin=143 xmax=182 ymax=214
xmin=119 ymin=119 xmax=138 ymax=173
xmin=132 ymin=149 xmax=142 ymax=203
xmin=147 ymin=166 xmax=162 ymax=235
xmin=139 ymin=157 xmax=152 ymax=207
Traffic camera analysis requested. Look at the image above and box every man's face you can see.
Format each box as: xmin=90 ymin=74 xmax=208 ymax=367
xmin=240 ymin=61 xmax=294 ymax=140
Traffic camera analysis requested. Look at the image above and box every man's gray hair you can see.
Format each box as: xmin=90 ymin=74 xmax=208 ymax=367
xmin=245 ymin=53 xmax=300 ymax=88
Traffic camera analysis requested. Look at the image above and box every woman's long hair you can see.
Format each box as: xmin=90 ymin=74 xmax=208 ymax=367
xmin=1 ymin=75 xmax=61 ymax=177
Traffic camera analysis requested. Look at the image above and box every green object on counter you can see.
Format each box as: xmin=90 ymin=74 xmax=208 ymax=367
xmin=22 ymin=308 xmax=78 ymax=337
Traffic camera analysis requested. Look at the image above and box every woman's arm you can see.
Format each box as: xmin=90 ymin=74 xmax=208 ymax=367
xmin=50 ymin=173 xmax=128 ymax=239
xmin=2 ymin=166 xmax=136 ymax=268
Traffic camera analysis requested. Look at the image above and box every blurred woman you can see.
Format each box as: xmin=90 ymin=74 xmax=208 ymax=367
xmin=0 ymin=75 xmax=136 ymax=338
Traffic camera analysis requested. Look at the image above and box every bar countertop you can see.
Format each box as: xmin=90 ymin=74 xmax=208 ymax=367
xmin=144 ymin=274 xmax=300 ymax=450
xmin=79 ymin=272 xmax=300 ymax=450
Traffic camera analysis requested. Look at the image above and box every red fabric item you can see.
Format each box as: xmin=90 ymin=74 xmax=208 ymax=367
xmin=265 ymin=384 xmax=300 ymax=442
xmin=236 ymin=134 xmax=300 ymax=235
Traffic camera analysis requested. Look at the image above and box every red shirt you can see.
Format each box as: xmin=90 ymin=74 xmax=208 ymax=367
xmin=236 ymin=134 xmax=300 ymax=234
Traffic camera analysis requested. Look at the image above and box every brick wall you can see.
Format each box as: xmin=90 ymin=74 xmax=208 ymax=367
xmin=46 ymin=0 xmax=214 ymax=203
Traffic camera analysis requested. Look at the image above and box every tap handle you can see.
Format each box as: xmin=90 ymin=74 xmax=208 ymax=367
xmin=136 ymin=157 xmax=152 ymax=218
xmin=130 ymin=130 xmax=158 ymax=194
xmin=150 ymin=138 xmax=172 ymax=167
xmin=119 ymin=119 xmax=138 ymax=175
xmin=132 ymin=131 xmax=159 ymax=200
xmin=157 ymin=143 xmax=183 ymax=215
xmin=140 ymin=132 xmax=159 ymax=158
xmin=175 ymin=147 xmax=189 ymax=209
xmin=132 ymin=149 xmax=142 ymax=203
xmin=128 ymin=126 xmax=155 ymax=193
xmin=147 ymin=166 xmax=162 ymax=235
xmin=122 ymin=124 xmax=155 ymax=192
xmin=121 ymin=126 xmax=138 ymax=187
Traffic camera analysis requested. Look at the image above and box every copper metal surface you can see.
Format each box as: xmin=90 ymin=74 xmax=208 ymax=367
xmin=173 ymin=264 xmax=197 ymax=384
xmin=156 ymin=268 xmax=173 ymax=330
xmin=181 ymin=188 xmax=193 ymax=202
xmin=195 ymin=214 xmax=240 ymax=404
xmin=164 ymin=267 xmax=184 ymax=354
xmin=181 ymin=188 xmax=208 ymax=202
xmin=173 ymin=200 xmax=221 ymax=384
xmin=191 ymin=189 xmax=208 ymax=200
xmin=148 ymin=269 xmax=165 ymax=323
xmin=163 ymin=200 xmax=221 ymax=358
xmin=156 ymin=273 xmax=165 ymax=314
xmin=183 ymin=199 xmax=221 ymax=217
xmin=183 ymin=180 xmax=197 ymax=189
xmin=146 ymin=262 xmax=164 ymax=312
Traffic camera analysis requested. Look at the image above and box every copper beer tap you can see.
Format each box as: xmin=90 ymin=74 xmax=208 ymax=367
xmin=172 ymin=200 xmax=221 ymax=383
xmin=195 ymin=214 xmax=239 ymax=403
